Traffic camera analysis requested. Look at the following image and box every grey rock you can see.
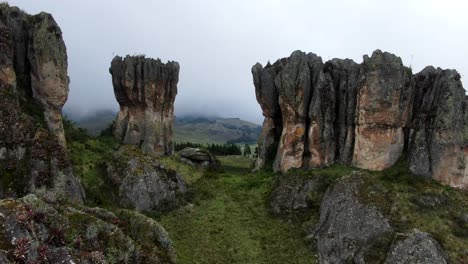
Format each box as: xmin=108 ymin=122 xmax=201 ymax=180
xmin=0 ymin=4 xmax=84 ymax=203
xmin=0 ymin=194 xmax=176 ymax=263
xmin=269 ymin=174 xmax=322 ymax=217
xmin=106 ymin=146 xmax=187 ymax=212
xmin=408 ymin=67 xmax=467 ymax=187
xmin=385 ymin=230 xmax=447 ymax=264
xmin=110 ymin=55 xmax=179 ymax=156
xmin=253 ymin=50 xmax=468 ymax=189
xmin=179 ymin=147 xmax=221 ymax=171
xmin=312 ymin=173 xmax=393 ymax=263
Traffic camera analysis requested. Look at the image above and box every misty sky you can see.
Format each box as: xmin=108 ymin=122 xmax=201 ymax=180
xmin=7 ymin=0 xmax=468 ymax=124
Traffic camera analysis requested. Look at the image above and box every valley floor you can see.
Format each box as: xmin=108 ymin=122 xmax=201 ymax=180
xmin=157 ymin=156 xmax=315 ymax=264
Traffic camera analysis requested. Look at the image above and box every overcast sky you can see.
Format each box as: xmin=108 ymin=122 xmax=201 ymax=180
xmin=6 ymin=0 xmax=468 ymax=123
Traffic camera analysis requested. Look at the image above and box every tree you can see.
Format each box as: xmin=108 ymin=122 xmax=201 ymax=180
xmin=244 ymin=144 xmax=252 ymax=157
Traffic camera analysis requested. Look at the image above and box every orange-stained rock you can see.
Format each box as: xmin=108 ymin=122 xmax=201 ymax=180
xmin=352 ymin=50 xmax=413 ymax=170
xmin=253 ymin=50 xmax=468 ymax=189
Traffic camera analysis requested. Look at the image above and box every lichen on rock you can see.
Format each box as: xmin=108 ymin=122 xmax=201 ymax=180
xmin=0 ymin=4 xmax=84 ymax=203
xmin=110 ymin=55 xmax=179 ymax=156
xmin=253 ymin=50 xmax=468 ymax=189
xmin=106 ymin=146 xmax=187 ymax=212
xmin=0 ymin=194 xmax=176 ymax=263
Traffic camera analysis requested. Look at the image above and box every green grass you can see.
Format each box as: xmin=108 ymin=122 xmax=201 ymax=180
xmin=159 ymin=155 xmax=205 ymax=184
xmin=64 ymin=119 xmax=467 ymax=263
xmin=69 ymin=136 xmax=119 ymax=207
xmin=157 ymin=156 xmax=315 ymax=264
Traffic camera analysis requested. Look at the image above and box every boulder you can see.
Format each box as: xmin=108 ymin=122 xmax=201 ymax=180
xmin=0 ymin=194 xmax=176 ymax=263
xmin=106 ymin=146 xmax=187 ymax=212
xmin=178 ymin=147 xmax=221 ymax=171
xmin=110 ymin=55 xmax=179 ymax=156
xmin=312 ymin=173 xmax=394 ymax=263
xmin=269 ymin=173 xmax=325 ymax=220
xmin=385 ymin=230 xmax=448 ymax=264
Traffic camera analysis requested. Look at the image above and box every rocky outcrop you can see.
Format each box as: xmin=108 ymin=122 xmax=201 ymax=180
xmin=179 ymin=147 xmax=221 ymax=171
xmin=110 ymin=55 xmax=179 ymax=156
xmin=0 ymin=4 xmax=84 ymax=203
xmin=385 ymin=230 xmax=447 ymax=264
xmin=0 ymin=194 xmax=176 ymax=263
xmin=253 ymin=50 xmax=468 ymax=189
xmin=408 ymin=67 xmax=468 ymax=188
xmin=106 ymin=146 xmax=187 ymax=212
xmin=293 ymin=173 xmax=449 ymax=263
xmin=353 ymin=52 xmax=413 ymax=170
xmin=311 ymin=173 xmax=394 ymax=263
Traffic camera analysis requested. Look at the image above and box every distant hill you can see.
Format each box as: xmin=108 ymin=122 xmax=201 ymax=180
xmin=67 ymin=110 xmax=261 ymax=145
xmin=174 ymin=116 xmax=261 ymax=144
xmin=64 ymin=109 xmax=116 ymax=136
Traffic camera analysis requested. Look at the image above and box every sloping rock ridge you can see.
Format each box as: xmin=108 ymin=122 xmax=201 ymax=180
xmin=0 ymin=4 xmax=84 ymax=203
xmin=253 ymin=50 xmax=468 ymax=189
xmin=0 ymin=194 xmax=176 ymax=263
xmin=110 ymin=55 xmax=179 ymax=156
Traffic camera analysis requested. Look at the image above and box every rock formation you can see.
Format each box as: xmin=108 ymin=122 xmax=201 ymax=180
xmin=0 ymin=194 xmax=176 ymax=263
xmin=312 ymin=173 xmax=394 ymax=263
xmin=253 ymin=50 xmax=468 ymax=189
xmin=179 ymin=147 xmax=222 ymax=171
xmin=0 ymin=4 xmax=84 ymax=203
xmin=270 ymin=172 xmax=450 ymax=263
xmin=110 ymin=55 xmax=179 ymax=156
xmin=106 ymin=146 xmax=187 ymax=212
xmin=385 ymin=230 xmax=448 ymax=264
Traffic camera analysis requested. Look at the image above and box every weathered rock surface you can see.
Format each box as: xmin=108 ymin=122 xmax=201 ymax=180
xmin=353 ymin=51 xmax=413 ymax=170
xmin=110 ymin=55 xmax=179 ymax=156
xmin=312 ymin=173 xmax=394 ymax=263
xmin=269 ymin=173 xmax=324 ymax=219
xmin=178 ymin=147 xmax=221 ymax=171
xmin=253 ymin=50 xmax=468 ymax=189
xmin=0 ymin=194 xmax=176 ymax=263
xmin=0 ymin=4 xmax=84 ymax=203
xmin=408 ymin=67 xmax=468 ymax=188
xmin=385 ymin=230 xmax=447 ymax=264
xmin=106 ymin=146 xmax=187 ymax=212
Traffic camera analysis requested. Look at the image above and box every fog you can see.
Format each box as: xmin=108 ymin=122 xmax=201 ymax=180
xmin=6 ymin=0 xmax=468 ymax=124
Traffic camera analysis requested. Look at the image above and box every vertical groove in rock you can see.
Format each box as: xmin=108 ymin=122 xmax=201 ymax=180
xmin=253 ymin=50 xmax=468 ymax=189
xmin=110 ymin=55 xmax=179 ymax=156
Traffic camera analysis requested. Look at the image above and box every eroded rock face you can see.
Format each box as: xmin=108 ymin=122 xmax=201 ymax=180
xmin=0 ymin=194 xmax=176 ymax=263
xmin=110 ymin=56 xmax=179 ymax=156
xmin=408 ymin=67 xmax=468 ymax=188
xmin=253 ymin=50 xmax=468 ymax=188
xmin=353 ymin=51 xmax=413 ymax=170
xmin=385 ymin=230 xmax=447 ymax=264
xmin=106 ymin=146 xmax=187 ymax=212
xmin=0 ymin=4 xmax=84 ymax=203
xmin=312 ymin=173 xmax=394 ymax=263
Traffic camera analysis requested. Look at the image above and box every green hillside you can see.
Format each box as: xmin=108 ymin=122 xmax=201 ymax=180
xmin=68 ymin=110 xmax=262 ymax=145
xmin=174 ymin=116 xmax=261 ymax=144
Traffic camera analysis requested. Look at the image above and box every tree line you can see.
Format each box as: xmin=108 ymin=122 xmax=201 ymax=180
xmin=174 ymin=142 xmax=259 ymax=157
